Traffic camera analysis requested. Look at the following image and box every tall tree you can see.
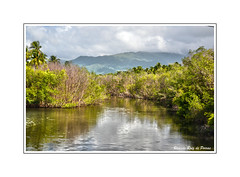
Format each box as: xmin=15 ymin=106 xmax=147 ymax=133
xmin=30 ymin=41 xmax=41 ymax=51
xmin=49 ymin=55 xmax=60 ymax=64
xmin=28 ymin=41 xmax=47 ymax=67
xmin=64 ymin=60 xmax=72 ymax=66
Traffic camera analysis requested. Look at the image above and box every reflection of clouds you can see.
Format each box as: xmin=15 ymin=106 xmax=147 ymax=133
xmin=66 ymin=108 xmax=192 ymax=151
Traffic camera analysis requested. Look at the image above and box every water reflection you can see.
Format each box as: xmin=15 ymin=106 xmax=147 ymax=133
xmin=26 ymin=106 xmax=102 ymax=151
xmin=26 ymin=98 xmax=213 ymax=151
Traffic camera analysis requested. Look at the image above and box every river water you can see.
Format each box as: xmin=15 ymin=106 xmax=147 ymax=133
xmin=26 ymin=97 xmax=214 ymax=152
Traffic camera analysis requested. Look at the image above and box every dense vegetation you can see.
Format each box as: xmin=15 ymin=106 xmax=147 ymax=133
xmin=26 ymin=41 xmax=214 ymax=134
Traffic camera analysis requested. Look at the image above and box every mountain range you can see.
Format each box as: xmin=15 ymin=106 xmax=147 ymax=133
xmin=66 ymin=51 xmax=185 ymax=74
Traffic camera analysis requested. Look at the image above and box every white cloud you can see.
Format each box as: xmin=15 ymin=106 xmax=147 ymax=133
xmin=55 ymin=26 xmax=72 ymax=33
xmin=116 ymin=31 xmax=144 ymax=50
xmin=145 ymin=36 xmax=167 ymax=51
xmin=26 ymin=25 xmax=214 ymax=59
xmin=26 ymin=26 xmax=47 ymax=41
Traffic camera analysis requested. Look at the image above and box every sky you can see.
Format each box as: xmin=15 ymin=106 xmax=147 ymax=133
xmin=26 ymin=25 xmax=214 ymax=60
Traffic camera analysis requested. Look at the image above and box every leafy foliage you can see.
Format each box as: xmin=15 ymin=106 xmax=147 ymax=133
xmin=173 ymin=47 xmax=214 ymax=125
xmin=26 ymin=41 xmax=47 ymax=68
xmin=26 ymin=65 xmax=66 ymax=107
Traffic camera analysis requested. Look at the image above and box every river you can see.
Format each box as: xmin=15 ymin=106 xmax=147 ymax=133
xmin=26 ymin=97 xmax=214 ymax=152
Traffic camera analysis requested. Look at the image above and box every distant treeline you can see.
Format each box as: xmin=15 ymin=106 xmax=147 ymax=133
xmin=26 ymin=41 xmax=214 ymax=133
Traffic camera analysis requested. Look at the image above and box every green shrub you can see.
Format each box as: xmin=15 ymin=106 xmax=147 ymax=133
xmin=83 ymin=77 xmax=106 ymax=105
xmin=26 ymin=66 xmax=66 ymax=107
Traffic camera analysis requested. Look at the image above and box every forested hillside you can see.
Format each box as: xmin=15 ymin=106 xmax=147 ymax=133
xmin=70 ymin=51 xmax=184 ymax=74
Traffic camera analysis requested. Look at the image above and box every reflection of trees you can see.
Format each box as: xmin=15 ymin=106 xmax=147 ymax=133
xmin=105 ymin=97 xmax=180 ymax=131
xmin=171 ymin=118 xmax=214 ymax=149
xmin=26 ymin=106 xmax=103 ymax=151
xmin=112 ymin=97 xmax=213 ymax=149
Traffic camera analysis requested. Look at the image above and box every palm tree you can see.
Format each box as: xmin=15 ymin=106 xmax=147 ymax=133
xmin=64 ymin=60 xmax=72 ymax=66
xmin=29 ymin=41 xmax=47 ymax=68
xmin=49 ymin=55 xmax=60 ymax=64
xmin=30 ymin=41 xmax=41 ymax=51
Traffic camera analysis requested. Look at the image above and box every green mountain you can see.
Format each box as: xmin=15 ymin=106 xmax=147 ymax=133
xmin=69 ymin=51 xmax=185 ymax=74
